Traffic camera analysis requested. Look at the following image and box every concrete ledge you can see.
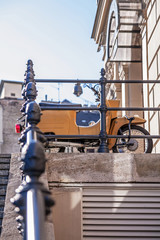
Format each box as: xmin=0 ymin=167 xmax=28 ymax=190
xmin=1 ymin=153 xmax=55 ymax=240
xmin=46 ymin=153 xmax=160 ymax=183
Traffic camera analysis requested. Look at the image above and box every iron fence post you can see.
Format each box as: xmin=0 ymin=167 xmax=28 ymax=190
xmin=98 ymin=68 xmax=109 ymax=153
xmin=11 ymin=60 xmax=54 ymax=240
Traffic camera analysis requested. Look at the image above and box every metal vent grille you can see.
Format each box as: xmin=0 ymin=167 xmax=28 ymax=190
xmin=82 ymin=184 xmax=160 ymax=240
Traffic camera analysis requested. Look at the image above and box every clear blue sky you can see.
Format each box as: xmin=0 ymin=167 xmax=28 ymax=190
xmin=0 ymin=0 xmax=103 ymax=104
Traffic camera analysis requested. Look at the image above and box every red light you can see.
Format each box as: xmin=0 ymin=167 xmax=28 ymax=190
xmin=15 ymin=124 xmax=22 ymax=133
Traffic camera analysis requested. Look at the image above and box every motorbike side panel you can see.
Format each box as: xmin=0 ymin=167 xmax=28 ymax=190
xmin=37 ymin=110 xmax=79 ymax=136
xmin=38 ymin=99 xmax=119 ymax=138
xmin=108 ymin=116 xmax=146 ymax=149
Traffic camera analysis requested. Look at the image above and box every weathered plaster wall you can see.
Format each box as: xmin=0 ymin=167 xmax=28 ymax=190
xmin=0 ymin=99 xmax=23 ymax=154
xmin=46 ymin=153 xmax=160 ymax=183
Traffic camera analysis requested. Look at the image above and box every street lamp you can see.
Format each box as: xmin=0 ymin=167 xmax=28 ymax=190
xmin=73 ymin=82 xmax=83 ymax=97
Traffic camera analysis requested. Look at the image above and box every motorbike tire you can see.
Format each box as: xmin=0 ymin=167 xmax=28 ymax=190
xmin=112 ymin=125 xmax=153 ymax=153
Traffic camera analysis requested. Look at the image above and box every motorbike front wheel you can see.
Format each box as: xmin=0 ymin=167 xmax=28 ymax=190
xmin=112 ymin=125 xmax=153 ymax=153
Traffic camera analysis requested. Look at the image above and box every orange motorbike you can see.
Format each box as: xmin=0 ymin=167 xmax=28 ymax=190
xmin=37 ymin=98 xmax=153 ymax=153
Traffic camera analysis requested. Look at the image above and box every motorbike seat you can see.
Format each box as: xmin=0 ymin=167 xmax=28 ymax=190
xmin=39 ymin=102 xmax=82 ymax=108
xmin=125 ymin=115 xmax=135 ymax=122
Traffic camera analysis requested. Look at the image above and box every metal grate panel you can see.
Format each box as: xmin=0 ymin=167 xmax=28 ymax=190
xmin=82 ymin=184 xmax=160 ymax=239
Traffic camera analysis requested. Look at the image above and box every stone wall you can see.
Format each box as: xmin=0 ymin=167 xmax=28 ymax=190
xmin=0 ymin=99 xmax=23 ymax=154
xmin=46 ymin=153 xmax=160 ymax=183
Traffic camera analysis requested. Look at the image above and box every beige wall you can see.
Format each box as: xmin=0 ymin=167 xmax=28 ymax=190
xmin=52 ymin=189 xmax=82 ymax=240
xmin=0 ymin=83 xmax=22 ymax=99
xmin=105 ymin=62 xmax=143 ymax=118
xmin=127 ymin=63 xmax=143 ymax=118
xmin=142 ymin=0 xmax=160 ymax=152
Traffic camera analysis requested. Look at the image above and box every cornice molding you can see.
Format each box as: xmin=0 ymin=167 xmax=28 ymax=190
xmin=91 ymin=0 xmax=112 ymax=44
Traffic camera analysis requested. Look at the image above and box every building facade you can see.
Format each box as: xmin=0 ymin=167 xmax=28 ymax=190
xmin=0 ymin=80 xmax=22 ymax=99
xmin=92 ymin=0 xmax=160 ymax=152
xmin=142 ymin=0 xmax=160 ymax=152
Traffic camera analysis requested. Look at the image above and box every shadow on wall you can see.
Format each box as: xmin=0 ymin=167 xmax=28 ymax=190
xmin=52 ymin=189 xmax=82 ymax=240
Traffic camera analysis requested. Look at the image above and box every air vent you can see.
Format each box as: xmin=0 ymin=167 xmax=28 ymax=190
xmin=82 ymin=184 xmax=160 ymax=239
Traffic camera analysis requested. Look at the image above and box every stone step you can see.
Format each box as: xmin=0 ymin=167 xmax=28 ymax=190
xmin=0 ymin=178 xmax=8 ymax=185
xmin=0 ymin=164 xmax=10 ymax=170
xmin=0 ymin=154 xmax=11 ymax=158
xmin=0 ymin=212 xmax=3 ymax=219
xmin=0 ymin=155 xmax=11 ymax=236
xmin=0 ymin=200 xmax=5 ymax=207
xmin=0 ymin=189 xmax=6 ymax=196
xmin=0 ymin=219 xmax=2 ymax=227
xmin=0 ymin=170 xmax=9 ymax=176
xmin=0 ymin=158 xmax=10 ymax=164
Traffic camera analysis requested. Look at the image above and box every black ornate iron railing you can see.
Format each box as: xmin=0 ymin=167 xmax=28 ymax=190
xmin=35 ymin=69 xmax=160 ymax=153
xmin=10 ymin=60 xmax=54 ymax=240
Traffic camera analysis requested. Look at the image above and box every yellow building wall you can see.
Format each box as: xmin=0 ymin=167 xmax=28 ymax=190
xmin=142 ymin=0 xmax=160 ymax=152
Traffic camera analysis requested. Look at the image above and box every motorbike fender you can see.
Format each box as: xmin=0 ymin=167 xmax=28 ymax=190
xmin=108 ymin=116 xmax=146 ymax=149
